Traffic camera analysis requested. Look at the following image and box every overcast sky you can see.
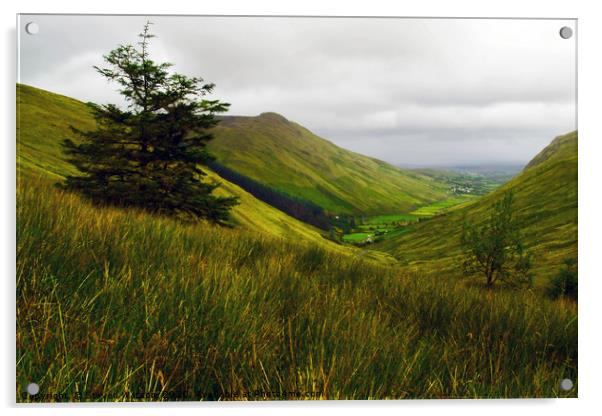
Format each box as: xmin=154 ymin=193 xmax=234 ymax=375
xmin=18 ymin=15 xmax=576 ymax=167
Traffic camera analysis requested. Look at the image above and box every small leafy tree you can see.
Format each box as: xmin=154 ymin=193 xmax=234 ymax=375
xmin=61 ymin=22 xmax=238 ymax=224
xmin=547 ymin=258 xmax=578 ymax=300
xmin=460 ymin=191 xmax=533 ymax=287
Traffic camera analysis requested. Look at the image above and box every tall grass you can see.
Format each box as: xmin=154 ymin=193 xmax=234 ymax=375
xmin=17 ymin=178 xmax=577 ymax=401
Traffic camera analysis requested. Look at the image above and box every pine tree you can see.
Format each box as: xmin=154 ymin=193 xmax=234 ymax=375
xmin=61 ymin=22 xmax=238 ymax=224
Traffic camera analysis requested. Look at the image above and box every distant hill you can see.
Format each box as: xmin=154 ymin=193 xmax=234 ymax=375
xmin=375 ymin=131 xmax=577 ymax=282
xmin=16 ymin=83 xmax=395 ymax=262
xmin=208 ymin=113 xmax=448 ymax=215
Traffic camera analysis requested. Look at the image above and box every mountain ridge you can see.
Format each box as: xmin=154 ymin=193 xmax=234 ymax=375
xmin=209 ymin=111 xmax=448 ymax=215
xmin=524 ymin=132 xmax=578 ymax=171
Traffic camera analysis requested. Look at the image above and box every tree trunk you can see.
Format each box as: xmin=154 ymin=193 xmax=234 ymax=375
xmin=486 ymin=270 xmax=494 ymax=287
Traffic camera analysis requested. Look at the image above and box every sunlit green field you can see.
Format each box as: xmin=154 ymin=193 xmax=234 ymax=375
xmin=343 ymin=196 xmax=479 ymax=244
xmin=363 ymin=196 xmax=478 ymax=225
xmin=364 ymin=213 xmax=419 ymax=224
xmin=342 ymin=232 xmax=373 ymax=242
xmin=410 ymin=195 xmax=478 ymax=217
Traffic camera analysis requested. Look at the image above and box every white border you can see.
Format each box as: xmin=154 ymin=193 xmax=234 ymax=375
xmin=3 ymin=1 xmax=601 ymax=415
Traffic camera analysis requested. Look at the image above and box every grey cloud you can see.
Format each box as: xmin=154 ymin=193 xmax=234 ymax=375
xmin=19 ymin=15 xmax=576 ymax=166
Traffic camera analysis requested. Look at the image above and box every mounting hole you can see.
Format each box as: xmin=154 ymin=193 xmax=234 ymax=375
xmin=25 ymin=22 xmax=39 ymax=35
xmin=560 ymin=378 xmax=574 ymax=391
xmin=26 ymin=382 xmax=40 ymax=395
xmin=559 ymin=26 xmax=573 ymax=39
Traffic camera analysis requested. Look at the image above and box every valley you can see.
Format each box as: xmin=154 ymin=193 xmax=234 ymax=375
xmin=17 ymin=83 xmax=577 ymax=284
xmin=340 ymin=194 xmax=480 ymax=245
xmin=375 ymin=131 xmax=578 ymax=282
xmin=16 ymin=83 xmax=578 ymax=400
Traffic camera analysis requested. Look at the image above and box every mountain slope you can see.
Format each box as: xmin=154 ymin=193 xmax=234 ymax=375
xmin=17 ymin=84 xmax=95 ymax=179
xmin=17 ymin=84 xmax=394 ymax=261
xmin=375 ymin=131 xmax=578 ymax=281
xmin=208 ymin=113 xmax=447 ymax=215
xmin=524 ymin=132 xmax=578 ymax=170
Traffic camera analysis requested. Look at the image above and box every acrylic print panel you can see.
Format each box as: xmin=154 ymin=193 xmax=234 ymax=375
xmin=16 ymin=15 xmax=577 ymax=402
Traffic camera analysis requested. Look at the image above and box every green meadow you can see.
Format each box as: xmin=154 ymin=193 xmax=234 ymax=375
xmin=341 ymin=195 xmax=479 ymax=245
xmin=410 ymin=195 xmax=478 ymax=217
xmin=342 ymin=232 xmax=373 ymax=243
xmin=364 ymin=213 xmax=419 ymax=224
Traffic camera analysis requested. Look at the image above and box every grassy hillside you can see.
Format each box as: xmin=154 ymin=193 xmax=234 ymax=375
xmin=16 ymin=84 xmax=392 ymax=261
xmin=525 ymin=132 xmax=578 ymax=170
xmin=208 ymin=169 xmax=392 ymax=261
xmin=376 ymin=131 xmax=578 ymax=282
xmin=16 ymin=83 xmax=577 ymax=400
xmin=17 ymin=179 xmax=577 ymax=400
xmin=17 ymin=84 xmax=95 ymax=179
xmin=208 ymin=113 xmax=448 ymax=215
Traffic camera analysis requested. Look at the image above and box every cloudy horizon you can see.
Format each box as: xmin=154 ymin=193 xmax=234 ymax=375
xmin=18 ymin=15 xmax=576 ymax=167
